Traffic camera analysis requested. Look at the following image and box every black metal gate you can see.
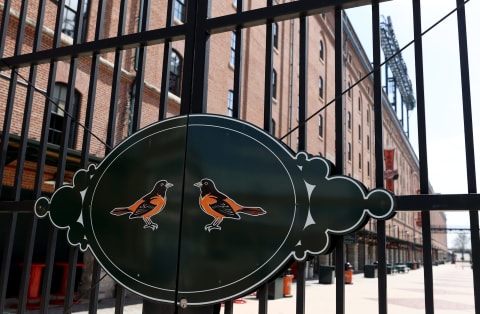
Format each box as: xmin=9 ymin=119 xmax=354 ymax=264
xmin=0 ymin=0 xmax=478 ymax=313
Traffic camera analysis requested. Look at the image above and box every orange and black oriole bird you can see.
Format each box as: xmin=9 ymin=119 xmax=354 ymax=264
xmin=110 ymin=180 xmax=173 ymax=230
xmin=194 ymin=178 xmax=266 ymax=232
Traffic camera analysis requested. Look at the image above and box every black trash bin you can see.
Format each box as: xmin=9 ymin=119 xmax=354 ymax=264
xmin=318 ymin=265 xmax=335 ymax=284
xmin=268 ymin=277 xmax=284 ymax=299
xmin=364 ymin=264 xmax=377 ymax=278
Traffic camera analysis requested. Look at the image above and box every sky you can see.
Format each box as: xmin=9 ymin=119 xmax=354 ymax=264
xmin=345 ymin=0 xmax=480 ymax=248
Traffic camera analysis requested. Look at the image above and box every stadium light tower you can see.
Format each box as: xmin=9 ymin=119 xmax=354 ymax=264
xmin=380 ymin=16 xmax=416 ymax=138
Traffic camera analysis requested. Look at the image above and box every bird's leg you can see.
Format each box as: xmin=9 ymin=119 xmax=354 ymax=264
xmin=143 ymin=217 xmax=158 ymax=230
xmin=205 ymin=217 xmax=222 ymax=232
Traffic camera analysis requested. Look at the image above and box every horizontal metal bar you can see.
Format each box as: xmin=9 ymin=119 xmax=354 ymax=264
xmin=206 ymin=0 xmax=390 ymax=34
xmin=0 ymin=200 xmax=35 ymax=213
xmin=0 ymin=24 xmax=187 ymax=70
xmin=2 ymin=193 xmax=480 ymax=214
xmin=396 ymin=194 xmax=480 ymax=211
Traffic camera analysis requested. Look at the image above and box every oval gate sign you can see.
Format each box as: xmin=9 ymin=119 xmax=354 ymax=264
xmin=35 ymin=114 xmax=395 ymax=305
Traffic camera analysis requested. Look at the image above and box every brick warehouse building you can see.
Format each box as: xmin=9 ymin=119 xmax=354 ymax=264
xmin=0 ymin=0 xmax=447 ymax=300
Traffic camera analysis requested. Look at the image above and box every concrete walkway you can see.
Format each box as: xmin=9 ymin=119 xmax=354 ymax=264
xmin=40 ymin=262 xmax=475 ymax=313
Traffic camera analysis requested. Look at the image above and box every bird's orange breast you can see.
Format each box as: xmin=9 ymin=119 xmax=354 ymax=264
xmin=143 ymin=195 xmax=166 ymax=217
xmin=199 ymin=194 xmax=222 ymax=217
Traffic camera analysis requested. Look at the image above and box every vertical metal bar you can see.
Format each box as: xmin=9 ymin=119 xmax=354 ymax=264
xmin=296 ymin=260 xmax=306 ymax=314
xmin=159 ymin=0 xmax=174 ymax=120
xmin=131 ymin=0 xmax=151 ymax=132
xmin=106 ymin=0 xmax=127 ymax=148
xmin=232 ymin=0 xmax=244 ymax=119
xmin=115 ymin=286 xmax=126 ymax=314
xmin=33 ymin=4 xmax=63 ymax=312
xmin=0 ymin=0 xmax=12 ymax=57
xmin=263 ymin=0 xmax=274 ymax=133
xmin=298 ymin=15 xmax=307 ymax=151
xmin=0 ymin=214 xmax=17 ymax=311
xmin=455 ymin=1 xmax=480 ymax=312
xmin=39 ymin=228 xmax=58 ymax=313
xmin=88 ymin=261 xmax=102 ymax=313
xmin=82 ymin=0 xmax=107 ymax=165
xmin=334 ymin=236 xmax=345 ymax=314
xmin=190 ymin=1 xmax=210 ymax=114
xmin=372 ymin=2 xmax=387 ymax=314
xmin=411 ymin=1 xmax=434 ymax=313
xmin=179 ymin=1 xmax=198 ymax=115
xmin=257 ymin=282 xmax=268 ymax=314
xmin=63 ymin=247 xmax=79 ymax=314
xmin=224 ymin=300 xmax=234 ymax=314
xmin=334 ymin=7 xmax=345 ymax=313
xmin=295 ymin=14 xmax=308 ymax=314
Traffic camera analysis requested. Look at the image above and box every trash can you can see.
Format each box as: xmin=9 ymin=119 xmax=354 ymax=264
xmin=268 ymin=277 xmax=284 ymax=299
xmin=318 ymin=265 xmax=335 ymax=284
xmin=364 ymin=264 xmax=377 ymax=278
xmin=344 ymin=262 xmax=353 ymax=284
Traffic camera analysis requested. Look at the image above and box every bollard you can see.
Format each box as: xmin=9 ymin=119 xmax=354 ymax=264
xmin=283 ymin=274 xmax=293 ymax=297
xmin=344 ymin=262 xmax=354 ymax=284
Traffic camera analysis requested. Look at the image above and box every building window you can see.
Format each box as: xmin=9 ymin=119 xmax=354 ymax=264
xmin=232 ymin=0 xmax=237 ymax=8
xmin=347 ymin=111 xmax=351 ymax=129
xmin=227 ymin=90 xmax=234 ymax=117
xmin=367 ymin=108 xmax=370 ymax=124
xmin=319 ymin=40 xmax=324 ymax=60
xmin=230 ymin=31 xmax=236 ymax=66
xmin=358 ymin=97 xmax=361 ymax=111
xmin=347 ymin=81 xmax=351 ymax=97
xmin=61 ymin=0 xmax=89 ymax=40
xmin=48 ymin=83 xmax=79 ymax=148
xmin=174 ymin=0 xmax=187 ymax=23
xmin=271 ymin=119 xmax=276 ymax=136
xmin=272 ymin=69 xmax=277 ymax=99
xmin=347 ymin=143 xmax=351 ymax=161
xmin=367 ymin=135 xmax=370 ymax=150
xmin=358 ymin=153 xmax=362 ymax=169
xmin=169 ymin=50 xmax=182 ymax=96
xmin=273 ymin=22 xmax=279 ymax=49
xmin=358 ymin=124 xmax=362 ymax=141
xmin=318 ymin=115 xmax=323 ymax=138
xmin=319 ymin=76 xmax=324 ymax=99
xmin=367 ymin=161 xmax=370 ymax=176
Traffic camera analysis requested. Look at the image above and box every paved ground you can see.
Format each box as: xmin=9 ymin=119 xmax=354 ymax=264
xmin=18 ymin=262 xmax=475 ymax=313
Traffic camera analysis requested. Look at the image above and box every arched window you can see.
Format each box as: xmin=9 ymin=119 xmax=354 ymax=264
xmin=230 ymin=31 xmax=236 ymax=66
xmin=347 ymin=111 xmax=351 ymax=129
xmin=273 ymin=22 xmax=279 ymax=49
xmin=227 ymin=90 xmax=234 ymax=117
xmin=61 ymin=0 xmax=89 ymax=41
xmin=319 ymin=76 xmax=324 ymax=99
xmin=272 ymin=69 xmax=277 ymax=99
xmin=174 ymin=0 xmax=187 ymax=23
xmin=169 ymin=50 xmax=183 ymax=96
xmin=49 ymin=83 xmax=80 ymax=148
xmin=318 ymin=115 xmax=323 ymax=138
xmin=319 ymin=40 xmax=324 ymax=60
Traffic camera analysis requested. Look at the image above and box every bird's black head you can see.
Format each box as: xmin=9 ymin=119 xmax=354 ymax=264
xmin=194 ymin=178 xmax=216 ymax=194
xmin=153 ymin=180 xmax=174 ymax=194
